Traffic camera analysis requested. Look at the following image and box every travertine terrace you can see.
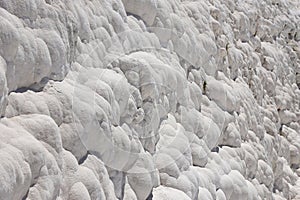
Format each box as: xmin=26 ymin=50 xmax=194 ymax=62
xmin=0 ymin=0 xmax=300 ymax=199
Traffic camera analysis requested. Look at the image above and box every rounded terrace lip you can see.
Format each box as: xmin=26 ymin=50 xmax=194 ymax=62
xmin=0 ymin=0 xmax=300 ymax=199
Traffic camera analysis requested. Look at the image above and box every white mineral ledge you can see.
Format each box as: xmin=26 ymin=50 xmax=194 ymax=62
xmin=0 ymin=0 xmax=300 ymax=199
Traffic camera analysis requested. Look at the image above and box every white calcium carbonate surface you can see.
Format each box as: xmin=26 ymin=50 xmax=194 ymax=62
xmin=0 ymin=0 xmax=300 ymax=199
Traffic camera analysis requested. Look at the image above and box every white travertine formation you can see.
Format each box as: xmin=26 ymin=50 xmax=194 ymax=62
xmin=0 ymin=0 xmax=300 ymax=200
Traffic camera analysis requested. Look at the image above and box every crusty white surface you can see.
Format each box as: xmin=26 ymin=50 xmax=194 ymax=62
xmin=0 ymin=0 xmax=300 ymax=199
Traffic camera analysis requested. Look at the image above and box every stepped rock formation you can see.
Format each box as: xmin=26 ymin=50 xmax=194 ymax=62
xmin=0 ymin=0 xmax=300 ymax=199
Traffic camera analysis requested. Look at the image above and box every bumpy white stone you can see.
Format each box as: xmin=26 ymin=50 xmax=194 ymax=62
xmin=0 ymin=0 xmax=299 ymax=199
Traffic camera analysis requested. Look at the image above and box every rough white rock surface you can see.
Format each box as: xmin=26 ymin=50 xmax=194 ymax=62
xmin=0 ymin=0 xmax=300 ymax=200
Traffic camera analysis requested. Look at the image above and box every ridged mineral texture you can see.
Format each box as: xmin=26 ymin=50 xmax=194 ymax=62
xmin=0 ymin=0 xmax=300 ymax=199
